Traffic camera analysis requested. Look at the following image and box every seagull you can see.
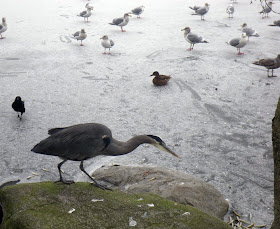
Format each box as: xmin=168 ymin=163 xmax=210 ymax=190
xmin=253 ymin=54 xmax=280 ymax=77
xmin=240 ymin=23 xmax=259 ymax=40
xmin=0 ymin=17 xmax=7 ymax=39
xmin=12 ymin=96 xmax=25 ymax=119
xmin=189 ymin=3 xmax=209 ymax=20
xmin=78 ymin=6 xmax=93 ymax=22
xmin=130 ymin=6 xmax=145 ymax=18
xmin=259 ymin=1 xmax=273 ymax=18
xmin=226 ymin=4 xmax=234 ymax=18
xmin=109 ymin=13 xmax=131 ymax=32
xmin=268 ymin=20 xmax=280 ymax=27
xmin=72 ymin=29 xmax=87 ymax=46
xmin=100 ymin=35 xmax=114 ymax=54
xmin=181 ymin=27 xmax=208 ymax=51
xmin=227 ymin=33 xmax=248 ymax=55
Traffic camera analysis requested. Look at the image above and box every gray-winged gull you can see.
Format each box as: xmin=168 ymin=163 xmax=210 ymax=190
xmin=241 ymin=23 xmax=259 ymax=40
xmin=130 ymin=6 xmax=145 ymax=18
xmin=269 ymin=20 xmax=280 ymax=27
xmin=100 ymin=35 xmax=114 ymax=54
xmin=181 ymin=27 xmax=208 ymax=51
xmin=226 ymin=33 xmax=248 ymax=55
xmin=226 ymin=4 xmax=234 ymax=18
xmin=253 ymin=54 xmax=280 ymax=77
xmin=0 ymin=17 xmax=7 ymax=39
xmin=109 ymin=13 xmax=131 ymax=32
xmin=72 ymin=29 xmax=87 ymax=46
xmin=259 ymin=1 xmax=273 ymax=18
xmin=78 ymin=6 xmax=93 ymax=22
xmin=189 ymin=3 xmax=209 ymax=20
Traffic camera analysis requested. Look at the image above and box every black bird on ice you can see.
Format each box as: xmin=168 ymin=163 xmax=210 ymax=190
xmin=31 ymin=123 xmax=179 ymax=190
xmin=12 ymin=96 xmax=25 ymax=119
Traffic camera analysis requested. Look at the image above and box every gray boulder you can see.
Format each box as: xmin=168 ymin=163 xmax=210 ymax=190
xmin=92 ymin=165 xmax=229 ymax=219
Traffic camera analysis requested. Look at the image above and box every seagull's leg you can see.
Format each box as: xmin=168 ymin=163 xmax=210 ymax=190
xmin=108 ymin=48 xmax=111 ymax=55
xmin=237 ymin=48 xmax=244 ymax=55
xmin=121 ymin=26 xmax=126 ymax=32
xmin=0 ymin=33 xmax=4 ymax=39
xmin=55 ymin=160 xmax=74 ymax=184
xmin=80 ymin=40 xmax=83 ymax=46
xmin=187 ymin=44 xmax=192 ymax=51
xmin=79 ymin=161 xmax=112 ymax=191
xmin=103 ymin=48 xmax=106 ymax=54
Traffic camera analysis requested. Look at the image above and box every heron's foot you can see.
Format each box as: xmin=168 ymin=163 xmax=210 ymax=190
xmin=237 ymin=52 xmax=244 ymax=55
xmin=268 ymin=75 xmax=277 ymax=78
xmin=55 ymin=179 xmax=75 ymax=185
xmin=121 ymin=30 xmax=126 ymax=32
xmin=0 ymin=37 xmax=5 ymax=39
xmin=90 ymin=182 xmax=112 ymax=191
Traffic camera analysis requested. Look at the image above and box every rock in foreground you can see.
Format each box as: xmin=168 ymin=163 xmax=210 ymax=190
xmin=92 ymin=165 xmax=229 ymax=219
xmin=0 ymin=182 xmax=231 ymax=229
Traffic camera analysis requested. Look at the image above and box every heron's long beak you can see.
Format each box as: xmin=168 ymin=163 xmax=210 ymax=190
xmin=157 ymin=143 xmax=180 ymax=158
xmin=181 ymin=29 xmax=185 ymax=31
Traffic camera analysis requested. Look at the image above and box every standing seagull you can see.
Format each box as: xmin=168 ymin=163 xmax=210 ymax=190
xmin=100 ymin=35 xmax=114 ymax=54
xmin=109 ymin=13 xmax=131 ymax=32
xmin=0 ymin=17 xmax=7 ymax=39
xmin=253 ymin=54 xmax=280 ymax=77
xmin=181 ymin=27 xmax=208 ymax=51
xmin=130 ymin=6 xmax=145 ymax=18
xmin=78 ymin=6 xmax=93 ymax=22
xmin=189 ymin=3 xmax=209 ymax=20
xmin=72 ymin=29 xmax=87 ymax=46
xmin=12 ymin=96 xmax=25 ymax=119
xmin=240 ymin=23 xmax=259 ymax=40
xmin=259 ymin=1 xmax=273 ymax=18
xmin=268 ymin=20 xmax=280 ymax=27
xmin=31 ymin=123 xmax=179 ymax=190
xmin=227 ymin=33 xmax=248 ymax=55
xmin=226 ymin=4 xmax=234 ymax=18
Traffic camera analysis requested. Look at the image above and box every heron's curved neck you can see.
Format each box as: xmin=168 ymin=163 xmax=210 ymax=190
xmin=103 ymin=135 xmax=153 ymax=156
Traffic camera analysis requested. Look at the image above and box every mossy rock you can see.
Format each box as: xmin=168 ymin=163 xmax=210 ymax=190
xmin=0 ymin=182 xmax=231 ymax=229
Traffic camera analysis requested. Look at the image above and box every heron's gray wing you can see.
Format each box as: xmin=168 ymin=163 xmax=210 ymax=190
xmin=48 ymin=127 xmax=66 ymax=135
xmin=187 ymin=33 xmax=202 ymax=43
xmin=0 ymin=24 xmax=2 ymax=30
xmin=32 ymin=124 xmax=112 ymax=160
xmin=229 ymin=38 xmax=240 ymax=47
xmin=112 ymin=17 xmax=124 ymax=25
xmin=80 ymin=10 xmax=87 ymax=16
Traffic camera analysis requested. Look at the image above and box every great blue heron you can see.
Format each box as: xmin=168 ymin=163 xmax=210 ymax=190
xmin=31 ymin=123 xmax=179 ymax=190
xmin=12 ymin=96 xmax=25 ymax=119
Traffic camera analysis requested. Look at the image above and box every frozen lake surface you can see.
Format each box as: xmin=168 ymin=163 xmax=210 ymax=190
xmin=1 ymin=0 xmax=280 ymax=227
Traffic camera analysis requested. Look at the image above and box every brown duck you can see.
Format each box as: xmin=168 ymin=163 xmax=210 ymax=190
xmin=150 ymin=71 xmax=171 ymax=86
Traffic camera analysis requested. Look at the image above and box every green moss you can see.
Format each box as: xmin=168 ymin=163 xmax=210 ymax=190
xmin=0 ymin=182 xmax=231 ymax=229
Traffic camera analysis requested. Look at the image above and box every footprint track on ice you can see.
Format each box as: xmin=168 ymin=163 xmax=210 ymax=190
xmin=59 ymin=35 xmax=72 ymax=43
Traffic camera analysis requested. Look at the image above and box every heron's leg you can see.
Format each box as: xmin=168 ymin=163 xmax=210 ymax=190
xmin=55 ymin=160 xmax=74 ymax=184
xmin=79 ymin=161 xmax=112 ymax=191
